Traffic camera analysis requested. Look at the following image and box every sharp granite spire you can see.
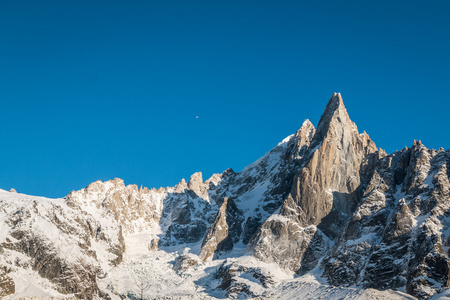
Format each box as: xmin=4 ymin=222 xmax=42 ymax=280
xmin=252 ymin=93 xmax=378 ymax=273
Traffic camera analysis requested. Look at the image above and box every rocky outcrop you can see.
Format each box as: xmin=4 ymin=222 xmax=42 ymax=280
xmin=173 ymin=253 xmax=200 ymax=272
xmin=160 ymin=190 xmax=213 ymax=246
xmin=0 ymin=265 xmax=14 ymax=297
xmin=216 ymin=259 xmax=276 ymax=299
xmin=187 ymin=172 xmax=210 ymax=200
xmin=66 ymin=178 xmax=164 ymax=235
xmin=252 ymin=215 xmax=331 ymax=273
xmin=148 ymin=236 xmax=160 ymax=251
xmin=3 ymin=231 xmax=100 ymax=298
xmin=199 ymin=197 xmax=232 ymax=262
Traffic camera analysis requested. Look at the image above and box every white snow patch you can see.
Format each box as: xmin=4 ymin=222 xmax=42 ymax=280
xmin=267 ymin=214 xmax=290 ymax=223
xmin=238 ymin=181 xmax=271 ymax=219
xmin=277 ymin=134 xmax=295 ymax=147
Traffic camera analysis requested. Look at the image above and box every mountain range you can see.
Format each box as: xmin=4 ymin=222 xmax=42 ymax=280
xmin=1 ymin=93 xmax=449 ymax=300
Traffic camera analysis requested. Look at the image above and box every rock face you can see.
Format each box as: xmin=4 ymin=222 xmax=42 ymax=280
xmin=1 ymin=93 xmax=450 ymax=299
xmin=66 ymin=178 xmax=164 ymax=235
xmin=288 ymin=94 xmax=377 ymax=234
xmin=199 ymin=197 xmax=231 ymax=262
xmin=321 ymin=142 xmax=450 ymax=298
xmin=0 ymin=190 xmax=124 ymax=299
xmin=173 ymin=253 xmax=200 ymax=272
xmin=216 ymin=259 xmax=276 ymax=299
xmin=199 ymin=197 xmax=243 ymax=262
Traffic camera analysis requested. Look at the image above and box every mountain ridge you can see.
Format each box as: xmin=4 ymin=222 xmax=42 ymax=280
xmin=1 ymin=93 xmax=449 ymax=299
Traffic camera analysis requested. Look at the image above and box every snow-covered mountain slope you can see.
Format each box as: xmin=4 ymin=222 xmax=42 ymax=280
xmin=0 ymin=189 xmax=123 ymax=299
xmin=1 ymin=93 xmax=450 ymax=299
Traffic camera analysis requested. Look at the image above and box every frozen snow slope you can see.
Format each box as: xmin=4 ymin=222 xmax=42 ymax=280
xmin=2 ymin=93 xmax=450 ymax=299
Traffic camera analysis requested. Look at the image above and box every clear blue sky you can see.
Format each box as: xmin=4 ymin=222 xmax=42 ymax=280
xmin=1 ymin=0 xmax=449 ymax=198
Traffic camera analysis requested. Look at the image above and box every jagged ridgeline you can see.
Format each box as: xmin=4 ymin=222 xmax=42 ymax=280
xmin=1 ymin=93 xmax=450 ymax=299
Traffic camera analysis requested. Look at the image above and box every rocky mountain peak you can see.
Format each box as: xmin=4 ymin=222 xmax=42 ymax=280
xmin=174 ymin=178 xmax=187 ymax=193
xmin=313 ymin=92 xmax=357 ymax=143
xmin=81 ymin=178 xmax=126 ymax=196
xmin=251 ymin=93 xmax=379 ymax=276
xmin=287 ymin=119 xmax=316 ymax=161
xmin=322 ymin=92 xmax=344 ymax=117
xmin=295 ymin=119 xmax=315 ymax=141
xmin=290 ymin=93 xmax=377 ymax=228
xmin=187 ymin=172 xmax=203 ymax=190
xmin=187 ymin=171 xmax=211 ymax=200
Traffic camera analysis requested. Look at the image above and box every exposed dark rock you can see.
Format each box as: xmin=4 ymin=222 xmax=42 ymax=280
xmin=0 ymin=265 xmax=15 ymax=297
xmin=173 ymin=254 xmax=200 ymax=273
xmin=216 ymin=260 xmax=275 ymax=299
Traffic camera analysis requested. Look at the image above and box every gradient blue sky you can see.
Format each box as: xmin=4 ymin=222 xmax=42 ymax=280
xmin=1 ymin=1 xmax=449 ymax=198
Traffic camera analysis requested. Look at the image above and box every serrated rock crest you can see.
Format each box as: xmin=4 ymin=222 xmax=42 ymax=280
xmin=2 ymin=93 xmax=450 ymax=299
